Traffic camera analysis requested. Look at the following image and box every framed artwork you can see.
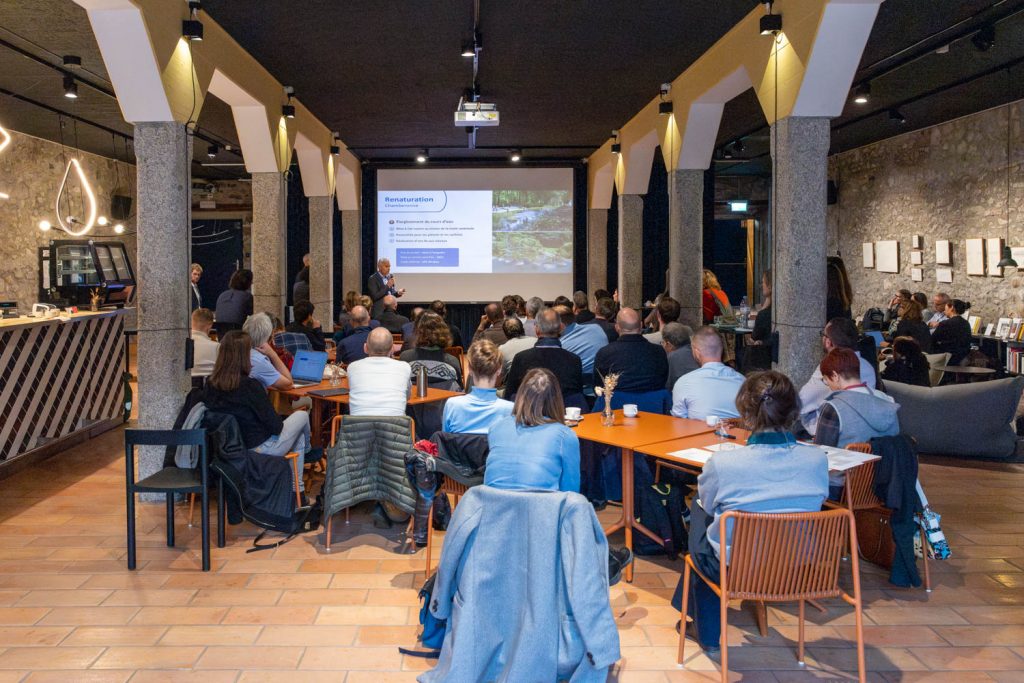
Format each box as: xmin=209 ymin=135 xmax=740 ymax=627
xmin=996 ymin=318 xmax=1012 ymax=339
xmin=912 ymin=235 xmax=922 ymax=249
xmin=936 ymin=267 xmax=953 ymax=283
xmin=1012 ymin=246 xmax=1024 ymax=264
xmin=911 ymin=267 xmax=923 ymax=282
xmin=910 ymin=251 xmax=923 ymax=265
xmin=935 ymin=240 xmax=952 ymax=265
xmin=966 ymin=238 xmax=985 ymax=275
xmin=876 ymin=240 xmax=899 ymax=273
xmin=984 ymin=323 xmax=995 ymax=337
xmin=862 ymin=242 xmax=874 ymax=268
xmin=987 ymin=237 xmax=1005 ymax=277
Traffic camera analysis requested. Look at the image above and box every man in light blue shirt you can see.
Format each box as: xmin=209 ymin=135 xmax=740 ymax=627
xmin=242 ymin=312 xmax=293 ymax=391
xmin=671 ymin=328 xmax=744 ymax=421
xmin=557 ymin=306 xmax=608 ymax=377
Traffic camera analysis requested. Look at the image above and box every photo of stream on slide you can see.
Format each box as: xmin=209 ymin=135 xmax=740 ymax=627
xmin=491 ymin=189 xmax=573 ymax=273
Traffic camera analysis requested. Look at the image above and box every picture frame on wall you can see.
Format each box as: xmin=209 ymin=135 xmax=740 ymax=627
xmin=936 ymin=267 xmax=953 ymax=283
xmin=910 ymin=251 xmax=923 ymax=265
xmin=911 ymin=267 xmax=923 ymax=282
xmin=862 ymin=242 xmax=874 ymax=268
xmin=984 ymin=323 xmax=995 ymax=337
xmin=996 ymin=318 xmax=1012 ymax=339
xmin=935 ymin=240 xmax=952 ymax=265
xmin=966 ymin=238 xmax=985 ymax=275
xmin=912 ymin=235 xmax=922 ymax=249
xmin=987 ymin=237 xmax=1005 ymax=277
xmin=876 ymin=240 xmax=899 ymax=273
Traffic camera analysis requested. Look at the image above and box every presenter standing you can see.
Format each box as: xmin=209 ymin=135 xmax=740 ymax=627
xmin=367 ymin=257 xmax=405 ymax=319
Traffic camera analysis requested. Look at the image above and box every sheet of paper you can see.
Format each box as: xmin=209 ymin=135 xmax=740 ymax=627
xmin=704 ymin=442 xmax=743 ymax=452
xmin=820 ymin=446 xmax=877 ymax=472
xmin=665 ymin=448 xmax=713 ymax=465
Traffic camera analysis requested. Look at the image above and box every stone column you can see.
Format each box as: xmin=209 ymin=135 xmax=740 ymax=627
xmin=771 ymin=116 xmax=830 ymax=386
xmin=586 ymin=208 xmax=608 ymax=298
xmin=133 ymin=122 xmax=191 ymax=483
xmin=251 ymin=172 xmax=287 ymax=319
xmin=308 ymin=195 xmax=334 ymax=324
xmin=617 ymin=194 xmax=644 ymax=309
xmin=341 ymin=209 xmax=361 ymax=297
xmin=668 ymin=169 xmax=704 ymax=329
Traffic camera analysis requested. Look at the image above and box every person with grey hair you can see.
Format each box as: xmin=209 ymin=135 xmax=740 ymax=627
xmin=927 ymin=291 xmax=951 ymax=329
xmin=523 ymin=296 xmax=545 ymax=337
xmin=367 ymin=257 xmax=405 ymax=318
xmin=347 ymin=327 xmax=412 ymax=416
xmin=662 ymin=322 xmax=698 ymax=390
xmin=242 ymin=312 xmax=293 ymax=390
xmin=500 ymin=316 xmax=537 ymax=375
xmin=503 ymin=308 xmax=582 ymax=401
xmin=670 ymin=327 xmax=743 ymax=420
xmin=376 ymin=294 xmax=410 ymax=334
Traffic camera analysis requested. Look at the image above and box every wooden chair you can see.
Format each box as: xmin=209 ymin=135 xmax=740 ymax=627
xmin=679 ymin=509 xmax=865 ymax=683
xmin=825 ymin=442 xmax=931 ymax=591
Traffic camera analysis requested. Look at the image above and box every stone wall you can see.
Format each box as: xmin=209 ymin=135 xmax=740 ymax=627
xmin=0 ymin=128 xmax=138 ymax=312
xmin=828 ymin=99 xmax=1023 ymax=324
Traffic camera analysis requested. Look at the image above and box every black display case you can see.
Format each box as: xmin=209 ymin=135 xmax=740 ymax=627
xmin=38 ymin=239 xmax=136 ymax=307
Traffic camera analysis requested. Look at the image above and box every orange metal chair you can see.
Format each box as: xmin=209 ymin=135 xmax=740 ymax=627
xmin=825 ymin=442 xmax=930 ymax=591
xmin=679 ymin=508 xmax=866 ymax=683
xmin=424 ymin=477 xmax=471 ymax=577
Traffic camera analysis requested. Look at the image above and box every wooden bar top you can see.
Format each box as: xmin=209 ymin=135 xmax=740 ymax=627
xmin=0 ymin=307 xmax=130 ymax=331
xmin=570 ymin=410 xmax=715 ymax=449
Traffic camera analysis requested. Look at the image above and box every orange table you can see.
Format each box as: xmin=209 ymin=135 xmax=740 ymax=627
xmin=637 ymin=428 xmax=752 ymax=473
xmin=572 ymin=410 xmax=714 ymax=581
xmin=271 ymin=379 xmax=462 ymax=447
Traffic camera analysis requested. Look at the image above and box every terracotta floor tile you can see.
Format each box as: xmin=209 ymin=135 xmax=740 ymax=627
xmin=196 ymin=645 xmax=304 ymax=669
xmin=221 ymin=606 xmax=319 ymax=625
xmin=129 ymin=606 xmax=228 ymax=625
xmin=832 ymin=625 xmax=948 ymax=647
xmin=21 ymin=671 xmax=133 ymax=683
xmin=246 ymin=573 xmax=333 ymax=589
xmin=158 ymin=573 xmax=252 ymax=589
xmin=78 ymin=574 xmax=171 ymax=590
xmin=882 ymin=673 xmax=996 ymax=682
xmin=907 ymin=645 xmax=1024 ymax=670
xmin=299 ymin=559 xmax=380 ymax=573
xmin=863 ymin=605 xmax=970 ymax=626
xmin=344 ymin=674 xmax=422 ymax=683
xmin=0 ymin=575 xmax=87 ymax=589
xmin=237 ymin=673 xmax=346 ymax=683
xmin=277 ymin=588 xmax=367 ymax=605
xmin=0 ymin=626 xmax=73 ymax=646
xmin=329 ymin=573 xmax=416 ymax=589
xmin=123 ymin=670 xmax=239 ymax=682
xmin=159 ymin=624 xmax=261 ymax=645
xmin=0 ymin=646 xmax=104 ymax=669
xmin=955 ymin=607 xmax=1024 ymax=625
xmin=37 ymin=606 xmax=138 ymax=625
xmin=354 ymin=624 xmax=420 ymax=645
xmin=315 ymin=605 xmax=410 ymax=625
xmin=0 ymin=607 xmax=48 ymax=625
xmin=300 ymin=646 xmax=404 ymax=670
xmin=256 ymin=624 xmax=357 ymax=646
xmin=935 ymin=624 xmax=1024 ymax=647
xmin=365 ymin=588 xmax=421 ymax=607
xmin=15 ymin=589 xmax=112 ymax=607
xmin=101 ymin=589 xmax=196 ymax=606
xmin=92 ymin=645 xmax=205 ymax=669
xmin=803 ymin=646 xmax=929 ymax=672
xmin=190 ymin=588 xmax=282 ymax=606
xmin=219 ymin=559 xmax=302 ymax=573
xmin=62 ymin=625 xmax=167 ymax=646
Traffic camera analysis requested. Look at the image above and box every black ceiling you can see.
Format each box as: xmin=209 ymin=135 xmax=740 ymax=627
xmin=1 ymin=0 xmax=1022 ymax=179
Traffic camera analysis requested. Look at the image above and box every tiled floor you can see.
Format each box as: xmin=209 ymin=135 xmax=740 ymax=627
xmin=0 ymin=426 xmax=1023 ymax=682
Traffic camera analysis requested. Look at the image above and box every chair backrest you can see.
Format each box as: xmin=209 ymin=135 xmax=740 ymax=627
xmin=125 ymin=428 xmax=207 ymax=485
xmin=924 ymin=352 xmax=950 ymax=387
xmin=840 ymin=443 xmax=883 ymax=510
xmin=722 ymin=508 xmax=855 ymax=602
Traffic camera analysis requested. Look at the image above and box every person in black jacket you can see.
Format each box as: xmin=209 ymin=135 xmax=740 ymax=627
xmin=201 ymin=331 xmax=311 ymax=475
xmin=284 ymin=300 xmax=326 ymax=352
xmin=881 ymin=336 xmax=931 ymax=387
xmin=367 ymin=257 xmax=404 ymax=318
xmin=931 ymin=299 xmax=972 ymax=366
xmin=890 ymin=300 xmax=931 ymax=353
xmin=503 ymin=308 xmax=582 ymax=400
xmin=593 ymin=307 xmax=667 ymax=392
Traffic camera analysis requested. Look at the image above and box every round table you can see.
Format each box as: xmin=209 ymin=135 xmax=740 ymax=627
xmin=936 ymin=365 xmax=996 ymax=375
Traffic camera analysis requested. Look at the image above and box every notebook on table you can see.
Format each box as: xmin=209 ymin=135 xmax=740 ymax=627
xmin=290 ymin=350 xmax=329 ymax=387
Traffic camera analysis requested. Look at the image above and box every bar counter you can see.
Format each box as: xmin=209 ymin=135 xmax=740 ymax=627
xmin=0 ymin=308 xmax=129 ymax=468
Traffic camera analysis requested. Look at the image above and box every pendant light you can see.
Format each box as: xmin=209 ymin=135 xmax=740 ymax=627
xmin=997 ymin=71 xmax=1018 ymax=269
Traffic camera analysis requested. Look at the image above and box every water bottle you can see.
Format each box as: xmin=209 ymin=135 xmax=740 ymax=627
xmin=739 ymin=296 xmax=750 ymax=327
xmin=416 ymin=365 xmax=428 ymax=398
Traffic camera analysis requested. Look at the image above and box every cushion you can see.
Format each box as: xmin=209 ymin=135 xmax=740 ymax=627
xmin=885 ymin=376 xmax=1023 ymax=459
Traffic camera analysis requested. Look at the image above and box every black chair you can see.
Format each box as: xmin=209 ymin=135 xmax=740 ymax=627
xmin=125 ymin=428 xmax=223 ymax=571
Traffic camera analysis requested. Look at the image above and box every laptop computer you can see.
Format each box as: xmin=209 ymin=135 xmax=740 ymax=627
xmin=865 ymin=330 xmax=885 ymax=348
xmin=290 ymin=350 xmax=329 ymax=387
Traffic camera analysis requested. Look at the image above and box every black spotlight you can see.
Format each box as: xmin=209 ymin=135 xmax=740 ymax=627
xmin=760 ymin=2 xmax=782 ymax=36
xmin=183 ymin=0 xmax=203 ymax=41
xmin=971 ymin=25 xmax=995 ymax=52
xmin=733 ymin=139 xmax=745 ymax=153
xmin=611 ymin=142 xmax=621 ymax=154
xmin=997 ymin=245 xmax=1018 ymax=269
xmin=659 ymin=101 xmax=673 ymax=115
xmin=63 ymin=74 xmax=78 ymax=99
xmin=282 ymin=104 xmax=295 ymax=119
xmin=330 ymin=144 xmax=340 ymax=155
xmin=461 ymin=41 xmax=475 ymax=58
xmin=852 ymin=82 xmax=871 ymax=105
xmin=888 ymin=108 xmax=906 ymax=124
xmin=206 ymin=144 xmax=218 ymax=158
xmin=722 ymin=147 xmax=734 ymax=160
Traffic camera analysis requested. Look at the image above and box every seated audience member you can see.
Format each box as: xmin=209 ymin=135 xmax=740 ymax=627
xmin=242 ymin=313 xmax=293 ymax=390
xmin=798 ymin=317 xmax=878 ymax=436
xmin=474 ymin=302 xmax=508 ymax=345
xmin=593 ymin=307 xmax=668 ymax=392
xmin=214 ymin=268 xmax=254 ymax=328
xmin=883 ymin=289 xmax=912 ymax=332
xmin=399 ymin=312 xmax=463 ymax=389
xmin=670 ymin=328 xmax=744 ymax=420
xmin=553 ymin=295 xmax=573 ymax=309
xmin=890 ymin=299 xmax=931 ymax=352
xmin=701 ymin=269 xmax=732 ymax=324
xmin=882 ymin=336 xmax=931 ymax=387
xmin=643 ymin=296 xmax=681 ymax=345
xmin=662 ymin=322 xmax=698 ymax=390
xmin=347 ymin=327 xmax=412 ymax=416
xmin=499 ymin=317 xmax=537 ymax=375
xmin=558 ymin=305 xmax=609 ymax=377
xmin=442 ymin=340 xmax=514 ymax=433
xmin=912 ymin=292 xmax=928 ymax=313
xmin=202 ymin=331 xmax=311 ymax=467
xmin=285 ymin=300 xmax=326 ymax=352
xmin=672 ymin=371 xmax=829 ymax=654
xmin=514 ymin=294 xmax=527 ymax=321
xmin=429 ymin=300 xmax=463 ymax=349
xmin=523 ymin=296 xmax=544 ymax=337
xmin=485 ymin=368 xmax=580 ymax=492
xmin=335 ymin=290 xmax=360 ymax=336
xmin=190 ymin=308 xmax=219 ymax=377
xmin=931 ymin=298 xmax=973 ymax=366
xmin=592 ymin=297 xmax=619 ymax=343
xmin=401 ymin=307 xmax=425 ymax=351
xmin=572 ymin=290 xmax=595 ymax=324
xmin=503 ymin=308 xmax=583 ymax=400
xmin=501 ymin=294 xmax=519 ymax=320
xmin=747 ymin=269 xmax=774 ymax=370
xmin=375 ymin=295 xmax=410 ymax=334
xmin=927 ymin=291 xmax=950 ymax=329
xmin=814 ymin=348 xmax=899 ymax=449
xmin=268 ymin=316 xmax=297 ymax=370
xmin=338 ymin=305 xmax=373 ymax=364
xmin=292 ymin=266 xmax=310 ymax=305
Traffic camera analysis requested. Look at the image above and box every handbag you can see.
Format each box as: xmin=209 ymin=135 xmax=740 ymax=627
xmin=855 ymin=507 xmax=895 ymax=569
xmin=398 ymin=573 xmax=445 ymax=659
xmin=914 ymin=508 xmax=952 ymax=560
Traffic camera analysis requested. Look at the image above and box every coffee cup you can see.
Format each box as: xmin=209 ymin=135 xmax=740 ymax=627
xmin=706 ymin=415 xmax=720 ymax=428
xmin=623 ymin=404 xmax=639 ymax=418
xmin=565 ymin=407 xmax=582 ymax=421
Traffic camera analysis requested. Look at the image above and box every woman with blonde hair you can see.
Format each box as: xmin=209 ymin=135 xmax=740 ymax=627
xmin=442 ymin=339 xmax=513 ymax=433
xmin=701 ymin=269 xmax=732 ymax=324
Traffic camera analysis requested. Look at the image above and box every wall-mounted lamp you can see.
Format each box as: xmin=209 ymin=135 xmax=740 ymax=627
xmin=282 ymin=86 xmax=296 ymax=119
xmin=610 ymin=130 xmax=621 ymax=154
xmin=888 ymin=108 xmax=906 ymax=124
xmin=658 ymin=83 xmax=673 ymax=115
xmin=62 ymin=74 xmax=78 ymax=99
xmin=183 ymin=1 xmax=203 ymax=41
xmin=207 ymin=144 xmax=219 ymax=158
xmin=852 ymin=82 xmax=871 ymax=105
xmin=416 ymin=149 xmax=428 ymax=163
xmin=760 ymin=1 xmax=782 ymax=35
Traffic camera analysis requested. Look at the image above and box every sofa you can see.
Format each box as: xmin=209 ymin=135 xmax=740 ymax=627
xmin=884 ymin=376 xmax=1024 ymax=459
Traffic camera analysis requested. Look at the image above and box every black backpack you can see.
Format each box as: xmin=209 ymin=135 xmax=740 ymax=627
xmin=861 ymin=307 xmax=885 ymax=331
xmin=634 ymin=483 xmax=688 ymax=559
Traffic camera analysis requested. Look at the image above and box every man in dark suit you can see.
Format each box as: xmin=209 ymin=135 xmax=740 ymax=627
xmin=503 ymin=308 xmax=582 ymax=400
xmin=338 ymin=305 xmax=373 ymax=364
xmin=593 ymin=307 xmax=668 ymax=393
xmin=375 ymin=295 xmax=410 ymax=334
xmin=367 ymin=257 xmax=405 ymax=318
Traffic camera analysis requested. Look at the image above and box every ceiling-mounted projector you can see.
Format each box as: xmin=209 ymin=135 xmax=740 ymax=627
xmin=454 ymin=98 xmax=499 ymax=127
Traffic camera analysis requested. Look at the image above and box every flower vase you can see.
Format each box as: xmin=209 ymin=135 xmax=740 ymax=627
xmin=602 ymin=392 xmax=615 ymax=427
xmin=89 ymin=302 xmax=99 ymax=312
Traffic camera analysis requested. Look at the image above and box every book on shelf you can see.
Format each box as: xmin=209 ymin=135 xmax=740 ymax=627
xmin=1007 ymin=346 xmax=1024 ymax=375
xmin=968 ymin=316 xmax=981 ymax=334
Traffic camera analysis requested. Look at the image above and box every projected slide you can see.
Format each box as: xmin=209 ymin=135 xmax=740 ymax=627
xmin=378 ymin=189 xmax=572 ymax=274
